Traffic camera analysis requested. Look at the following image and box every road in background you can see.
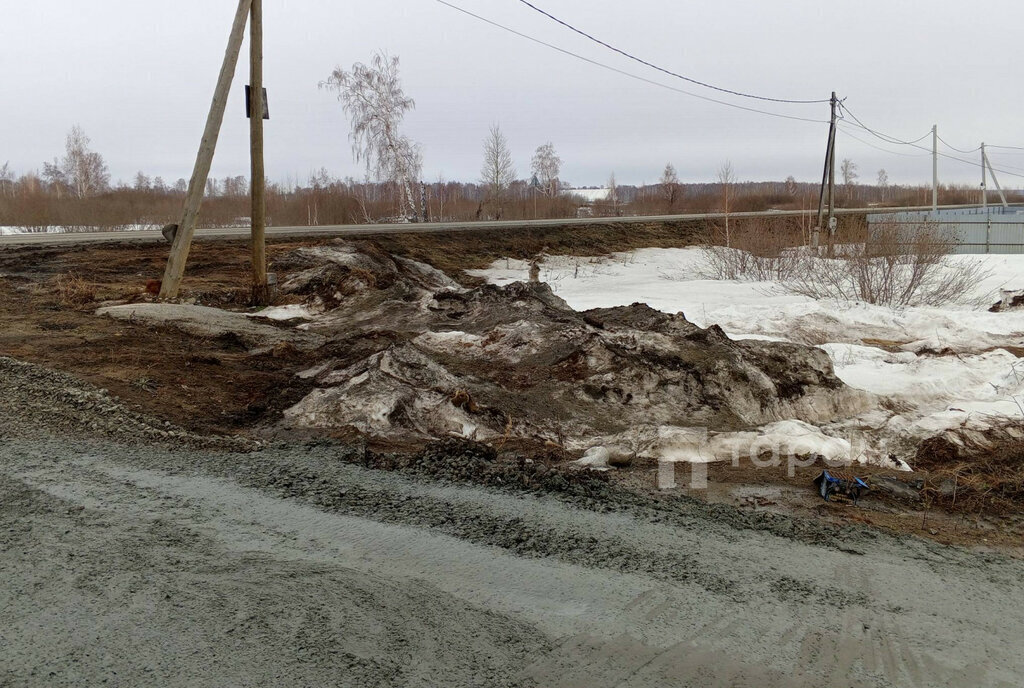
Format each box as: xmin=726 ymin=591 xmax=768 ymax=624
xmin=0 ymin=203 xmax=1008 ymax=247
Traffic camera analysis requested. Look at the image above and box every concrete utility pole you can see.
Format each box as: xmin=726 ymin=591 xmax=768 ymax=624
xmin=983 ymin=147 xmax=1009 ymax=209
xmin=931 ymin=124 xmax=938 ymax=213
xmin=981 ymin=142 xmax=987 ymax=213
xmin=249 ymin=0 xmax=268 ymax=304
xmin=160 ymin=0 xmax=252 ymax=299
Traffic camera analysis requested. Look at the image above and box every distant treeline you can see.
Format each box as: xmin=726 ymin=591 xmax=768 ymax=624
xmin=0 ymin=168 xmax=1017 ymax=231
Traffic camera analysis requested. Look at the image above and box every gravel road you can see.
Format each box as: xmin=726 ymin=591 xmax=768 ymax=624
xmin=2 ymin=361 xmax=1023 ymax=687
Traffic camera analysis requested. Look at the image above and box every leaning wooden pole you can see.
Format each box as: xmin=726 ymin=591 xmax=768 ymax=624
xmin=249 ymin=0 xmax=268 ymax=304
xmin=159 ymin=0 xmax=252 ymax=299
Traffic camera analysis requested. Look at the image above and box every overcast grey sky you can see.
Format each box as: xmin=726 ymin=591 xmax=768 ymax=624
xmin=4 ymin=0 xmax=1024 ymax=188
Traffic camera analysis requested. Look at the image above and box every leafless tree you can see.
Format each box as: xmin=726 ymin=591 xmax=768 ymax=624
xmin=785 ymin=175 xmax=798 ymax=197
xmin=321 ymin=52 xmax=422 ymax=220
xmin=606 ymin=172 xmax=619 ymax=214
xmin=133 ymin=171 xmax=151 ymax=191
xmin=0 ymin=162 xmax=13 ymax=198
xmin=841 ymin=158 xmax=859 ymax=201
xmin=480 ymin=124 xmax=515 ymax=203
xmin=660 ymin=163 xmax=680 ymax=210
xmin=531 ymin=142 xmax=561 ymax=196
xmin=718 ymin=160 xmax=736 ymax=247
xmin=877 ymin=168 xmax=889 ymax=200
xmin=55 ymin=126 xmax=109 ymax=198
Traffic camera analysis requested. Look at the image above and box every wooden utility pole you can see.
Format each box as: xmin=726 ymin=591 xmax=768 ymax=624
xmin=249 ymin=0 xmax=268 ymax=304
xmin=160 ymin=0 xmax=252 ymax=299
xmin=827 ymin=93 xmax=837 ymax=256
xmin=815 ymin=91 xmax=838 ymax=251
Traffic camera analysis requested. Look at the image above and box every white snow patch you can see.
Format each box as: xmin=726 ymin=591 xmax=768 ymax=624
xmin=248 ymin=304 xmax=317 ymax=321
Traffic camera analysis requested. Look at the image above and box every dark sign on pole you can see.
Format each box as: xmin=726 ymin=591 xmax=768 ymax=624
xmin=245 ymin=85 xmax=270 ymax=120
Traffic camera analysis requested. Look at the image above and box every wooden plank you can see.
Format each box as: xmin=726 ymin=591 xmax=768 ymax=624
xmin=159 ymin=0 xmax=253 ymax=299
xmin=249 ymin=0 xmax=268 ymax=304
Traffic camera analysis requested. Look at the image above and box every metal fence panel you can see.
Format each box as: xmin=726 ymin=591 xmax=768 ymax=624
xmin=867 ymin=207 xmax=1024 ymax=254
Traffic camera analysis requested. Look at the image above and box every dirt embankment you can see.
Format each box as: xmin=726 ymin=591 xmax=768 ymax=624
xmin=0 ymin=222 xmax=704 ymax=435
xmin=1 ymin=229 xmax=1021 ymax=538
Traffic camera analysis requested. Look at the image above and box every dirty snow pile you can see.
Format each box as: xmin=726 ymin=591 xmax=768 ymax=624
xmin=470 ymin=248 xmax=1024 ymax=466
xmin=249 ymin=242 xmax=871 ymax=464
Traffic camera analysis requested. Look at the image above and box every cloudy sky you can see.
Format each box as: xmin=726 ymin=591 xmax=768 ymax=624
xmin=5 ymin=0 xmax=1024 ymax=188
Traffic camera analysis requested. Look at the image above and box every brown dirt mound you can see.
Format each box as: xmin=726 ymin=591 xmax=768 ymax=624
xmin=270 ymin=242 xmax=872 ymax=455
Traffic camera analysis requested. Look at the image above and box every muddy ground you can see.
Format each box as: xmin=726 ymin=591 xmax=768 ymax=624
xmin=3 ymin=354 xmax=1024 ymax=687
xmin=1 ymin=231 xmax=1019 ymax=544
xmin=2 ymin=229 xmax=1024 ymax=685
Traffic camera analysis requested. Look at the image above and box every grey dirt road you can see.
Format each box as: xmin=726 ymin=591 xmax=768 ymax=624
xmin=2 ymin=362 xmax=1023 ymax=687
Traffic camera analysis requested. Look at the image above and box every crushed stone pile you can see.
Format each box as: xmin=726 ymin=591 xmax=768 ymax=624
xmin=267 ymin=242 xmax=873 ymax=459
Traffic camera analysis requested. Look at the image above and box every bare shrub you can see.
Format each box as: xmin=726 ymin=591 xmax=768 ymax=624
xmin=782 ymin=222 xmax=990 ymax=307
xmin=697 ymin=218 xmax=804 ymax=281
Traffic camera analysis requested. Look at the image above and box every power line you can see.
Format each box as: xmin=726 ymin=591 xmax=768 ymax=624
xmin=514 ymin=0 xmax=830 ymax=105
xmin=987 ymin=144 xmax=1024 ymax=152
xmin=840 ymin=104 xmax=1024 ymax=180
xmin=836 ymin=124 xmax=930 ymax=158
xmin=838 ymin=104 xmax=932 ymax=145
xmin=434 ymin=0 xmax=829 ymax=124
xmin=936 ymin=133 xmax=980 ymax=154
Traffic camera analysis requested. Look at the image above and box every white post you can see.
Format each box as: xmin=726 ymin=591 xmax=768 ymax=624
xmin=981 ymin=142 xmax=987 ymax=214
xmin=931 ymin=124 xmax=938 ymax=213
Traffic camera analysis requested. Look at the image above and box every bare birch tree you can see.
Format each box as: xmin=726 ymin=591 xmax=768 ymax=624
xmin=841 ymin=158 xmax=858 ymax=201
xmin=42 ymin=126 xmax=109 ymax=199
xmin=480 ymin=124 xmax=515 ymax=203
xmin=64 ymin=126 xmax=109 ymax=198
xmin=0 ymin=162 xmax=13 ymax=198
xmin=718 ymin=160 xmax=736 ymax=247
xmin=659 ymin=163 xmax=680 ymax=210
xmin=321 ymin=52 xmax=422 ymax=219
xmin=606 ymin=172 xmax=619 ymax=214
xmin=531 ymin=143 xmax=561 ymax=196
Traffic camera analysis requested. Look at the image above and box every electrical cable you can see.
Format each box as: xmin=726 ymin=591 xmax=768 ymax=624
xmin=838 ymin=103 xmax=1024 ymax=179
xmin=839 ymin=104 xmax=932 ymax=145
xmin=434 ymin=0 xmax=829 ymax=124
xmin=836 ymin=124 xmax=930 ymax=158
xmin=936 ymin=134 xmax=980 ymax=154
xmin=514 ymin=0 xmax=830 ymax=104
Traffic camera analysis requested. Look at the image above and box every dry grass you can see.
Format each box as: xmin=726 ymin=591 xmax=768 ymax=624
xmin=53 ymin=272 xmax=97 ymax=308
xmin=917 ymin=437 xmax=1024 ymax=514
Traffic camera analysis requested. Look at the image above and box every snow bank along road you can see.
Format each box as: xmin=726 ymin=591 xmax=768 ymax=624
xmin=4 ymin=428 xmax=1024 ymax=686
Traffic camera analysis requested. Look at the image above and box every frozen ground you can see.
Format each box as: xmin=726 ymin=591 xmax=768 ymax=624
xmin=470 ymin=249 xmax=1024 ymax=466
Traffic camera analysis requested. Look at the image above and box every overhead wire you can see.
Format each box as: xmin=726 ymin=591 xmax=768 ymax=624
xmin=434 ymin=0 xmax=829 ymax=124
xmin=513 ymin=0 xmax=830 ymax=105
xmin=840 ymin=104 xmax=1024 ymax=180
xmin=936 ymin=134 xmax=980 ymax=154
xmin=838 ymin=104 xmax=932 ymax=146
xmin=836 ymin=124 xmax=930 ymax=158
xmin=435 ymin=0 xmax=1024 ymax=179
